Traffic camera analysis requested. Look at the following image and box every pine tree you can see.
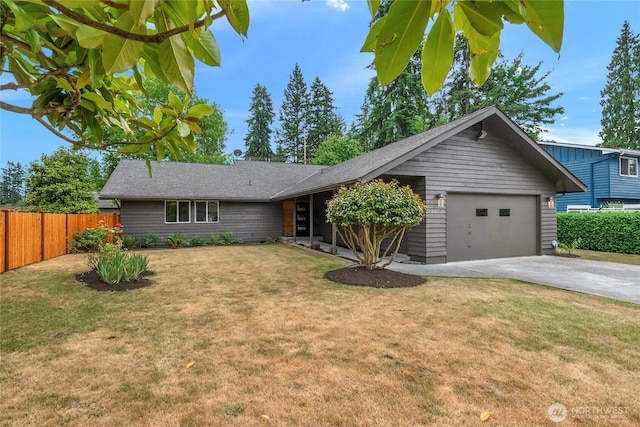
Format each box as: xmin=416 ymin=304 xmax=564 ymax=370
xmin=356 ymin=51 xmax=433 ymax=150
xmin=0 ymin=161 xmax=26 ymax=205
xmin=244 ymin=84 xmax=275 ymax=161
xmin=307 ymin=77 xmax=345 ymax=158
xmin=275 ymin=64 xmax=309 ymax=163
xmin=600 ymin=21 xmax=640 ymax=150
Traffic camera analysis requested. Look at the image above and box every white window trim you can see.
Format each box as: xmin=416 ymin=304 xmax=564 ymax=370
xmin=165 ymin=200 xmax=191 ymax=223
xmin=194 ymin=200 xmax=220 ymax=223
xmin=620 ymin=156 xmax=638 ymax=177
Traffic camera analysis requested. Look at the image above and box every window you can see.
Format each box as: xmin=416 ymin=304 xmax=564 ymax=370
xmin=476 ymin=208 xmax=488 ymax=217
xmin=620 ymin=157 xmax=638 ymax=177
xmin=195 ymin=201 xmax=219 ymax=223
xmin=165 ymin=200 xmax=191 ymax=223
xmin=499 ymin=209 xmax=511 ymax=217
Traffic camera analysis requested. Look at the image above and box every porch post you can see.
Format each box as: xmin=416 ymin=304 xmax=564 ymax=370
xmin=309 ymin=194 xmax=314 ymax=248
xmin=293 ymin=197 xmax=297 ymax=243
xmin=331 ymin=189 xmax=337 ymax=255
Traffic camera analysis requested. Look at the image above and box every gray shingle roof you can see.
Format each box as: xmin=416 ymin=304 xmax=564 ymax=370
xmin=101 ymin=106 xmax=586 ymax=202
xmin=100 ymin=160 xmax=326 ymax=201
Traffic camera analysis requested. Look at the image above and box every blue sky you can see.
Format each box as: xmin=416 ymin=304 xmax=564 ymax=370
xmin=1 ymin=0 xmax=639 ymax=167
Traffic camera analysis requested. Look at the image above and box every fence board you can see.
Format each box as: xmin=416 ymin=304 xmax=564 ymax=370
xmin=43 ymin=213 xmax=67 ymax=260
xmin=7 ymin=212 xmax=42 ymax=270
xmin=0 ymin=212 xmax=120 ymax=273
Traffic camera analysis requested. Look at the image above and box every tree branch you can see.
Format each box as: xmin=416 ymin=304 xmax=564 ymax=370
xmin=0 ymin=33 xmax=59 ymax=70
xmin=42 ymin=0 xmax=226 ymax=44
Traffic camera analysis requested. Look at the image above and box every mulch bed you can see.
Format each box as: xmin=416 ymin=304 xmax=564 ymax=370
xmin=76 ymin=271 xmax=154 ymax=291
xmin=324 ymin=266 xmax=425 ymax=288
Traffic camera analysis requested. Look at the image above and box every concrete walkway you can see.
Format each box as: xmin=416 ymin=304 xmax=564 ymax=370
xmin=288 ymin=238 xmax=640 ymax=304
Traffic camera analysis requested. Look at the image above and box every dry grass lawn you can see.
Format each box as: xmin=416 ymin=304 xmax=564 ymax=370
xmin=1 ymin=244 xmax=639 ymax=426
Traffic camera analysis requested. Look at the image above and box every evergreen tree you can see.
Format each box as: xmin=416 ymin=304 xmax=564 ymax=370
xmin=307 ymin=77 xmax=345 ymax=158
xmin=437 ymin=35 xmax=564 ymax=141
xmin=356 ymin=51 xmax=433 ymax=150
xmin=275 ymin=64 xmax=310 ymax=163
xmin=244 ymin=84 xmax=275 ymax=161
xmin=0 ymin=161 xmax=26 ymax=205
xmin=25 ymin=148 xmax=99 ymax=213
xmin=600 ymin=21 xmax=640 ymax=150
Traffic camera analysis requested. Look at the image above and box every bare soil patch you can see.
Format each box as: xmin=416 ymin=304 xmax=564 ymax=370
xmin=324 ymin=266 xmax=425 ymax=288
xmin=76 ymin=270 xmax=153 ymax=291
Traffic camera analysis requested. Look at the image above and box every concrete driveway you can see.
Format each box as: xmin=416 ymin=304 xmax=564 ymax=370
xmin=388 ymin=256 xmax=640 ymax=304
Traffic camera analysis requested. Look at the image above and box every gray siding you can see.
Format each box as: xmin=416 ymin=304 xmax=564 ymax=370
xmin=120 ymin=200 xmax=282 ymax=244
xmin=388 ymin=128 xmax=558 ymax=263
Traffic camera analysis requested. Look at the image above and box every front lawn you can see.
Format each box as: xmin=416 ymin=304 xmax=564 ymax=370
xmin=1 ymin=244 xmax=638 ymax=426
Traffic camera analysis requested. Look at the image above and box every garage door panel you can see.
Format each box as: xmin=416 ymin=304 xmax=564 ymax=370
xmin=447 ymin=194 xmax=537 ymax=262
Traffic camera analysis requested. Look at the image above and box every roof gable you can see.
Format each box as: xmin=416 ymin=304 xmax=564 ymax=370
xmin=272 ymin=106 xmax=586 ymax=199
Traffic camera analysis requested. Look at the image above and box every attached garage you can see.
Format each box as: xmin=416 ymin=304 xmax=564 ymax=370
xmin=446 ymin=194 xmax=538 ymax=262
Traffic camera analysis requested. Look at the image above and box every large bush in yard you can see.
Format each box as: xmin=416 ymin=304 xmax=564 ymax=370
xmin=557 ymin=213 xmax=640 ymax=255
xmin=326 ymin=180 xmax=426 ymax=270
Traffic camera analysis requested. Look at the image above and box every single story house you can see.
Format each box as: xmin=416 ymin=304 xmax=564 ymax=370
xmin=539 ymin=141 xmax=640 ymax=212
xmin=100 ymin=106 xmax=585 ymax=263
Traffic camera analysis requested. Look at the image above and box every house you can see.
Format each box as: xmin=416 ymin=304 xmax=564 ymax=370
xmin=539 ymin=141 xmax=640 ymax=212
xmin=100 ymin=106 xmax=585 ymax=263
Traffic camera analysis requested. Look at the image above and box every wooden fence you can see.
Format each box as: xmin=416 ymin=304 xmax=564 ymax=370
xmin=0 ymin=211 xmax=120 ymax=273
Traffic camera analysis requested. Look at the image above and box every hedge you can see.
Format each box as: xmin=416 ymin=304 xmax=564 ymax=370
xmin=557 ymin=213 xmax=640 ymax=255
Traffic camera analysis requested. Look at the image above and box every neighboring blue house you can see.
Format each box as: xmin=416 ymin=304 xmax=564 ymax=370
xmin=539 ymin=141 xmax=640 ymax=212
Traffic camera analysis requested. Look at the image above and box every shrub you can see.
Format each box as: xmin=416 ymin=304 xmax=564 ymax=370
xmin=71 ymin=220 xmax=123 ymax=253
xmin=121 ymin=236 xmax=137 ymax=249
xmin=143 ymin=233 xmax=159 ymax=248
xmin=166 ymin=233 xmax=189 ymax=248
xmin=557 ymin=212 xmax=640 ymax=255
xmin=326 ymin=179 xmax=426 ymax=269
xmin=210 ymin=233 xmax=222 ymax=246
xmin=88 ymin=242 xmax=149 ymax=285
xmin=222 ymin=231 xmax=241 ymax=245
xmin=190 ymin=236 xmax=208 ymax=246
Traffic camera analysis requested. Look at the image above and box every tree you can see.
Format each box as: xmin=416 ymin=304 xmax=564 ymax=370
xmin=362 ymin=0 xmax=564 ymax=95
xmin=326 ymin=180 xmax=426 ymax=270
xmin=306 ymin=77 xmax=345 ymax=158
xmin=1 ymin=0 xmax=245 ymax=156
xmin=600 ymin=21 xmax=640 ymax=150
xmin=356 ymin=50 xmax=433 ymax=150
xmin=310 ymin=135 xmax=363 ymax=166
xmin=0 ymin=161 xmax=26 ymax=205
xmin=439 ymin=38 xmax=564 ymax=141
xmin=275 ymin=64 xmax=310 ymax=163
xmin=25 ymin=148 xmax=99 ymax=213
xmin=244 ymin=84 xmax=275 ymax=161
xmin=2 ymin=1 xmax=564 ymax=158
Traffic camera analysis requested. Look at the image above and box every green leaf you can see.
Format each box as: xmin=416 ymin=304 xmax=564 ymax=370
xmin=187 ymin=103 xmax=214 ymax=119
xmin=156 ymin=12 xmax=194 ymax=93
xmin=153 ymin=107 xmax=163 ymax=124
xmin=76 ymin=26 xmax=106 ymax=49
xmin=50 ymin=14 xmax=81 ymax=36
xmin=187 ymin=28 xmax=221 ymax=67
xmin=494 ymin=0 xmax=525 ymax=25
xmin=102 ymin=12 xmax=146 ymax=74
xmin=454 ymin=4 xmax=500 ymax=86
xmin=457 ymin=0 xmax=504 ymax=36
xmin=177 ymin=120 xmax=191 ymax=138
xmin=360 ymin=17 xmax=386 ymax=53
xmin=375 ymin=0 xmax=432 ymax=86
xmin=167 ymin=92 xmax=183 ymax=112
xmin=219 ymin=0 xmax=250 ymax=37
xmin=519 ymin=0 xmax=564 ymax=53
xmin=55 ymin=0 xmax=100 ymax=8
xmin=25 ymin=28 xmax=42 ymax=55
xmin=367 ymin=0 xmax=380 ymax=19
xmin=5 ymin=0 xmax=35 ymax=32
xmin=129 ymin=0 xmax=159 ymax=27
xmin=421 ymin=9 xmax=454 ymax=96
xmin=81 ymin=92 xmax=114 ymax=112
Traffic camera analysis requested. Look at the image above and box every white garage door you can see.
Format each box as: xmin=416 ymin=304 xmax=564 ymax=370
xmin=446 ymin=194 xmax=538 ymax=262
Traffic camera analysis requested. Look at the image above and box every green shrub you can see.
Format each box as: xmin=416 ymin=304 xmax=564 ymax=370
xmin=190 ymin=236 xmax=208 ymax=246
xmin=143 ymin=233 xmax=159 ymax=248
xmin=71 ymin=228 xmax=106 ymax=253
xmin=210 ymin=233 xmax=222 ymax=246
xmin=121 ymin=236 xmax=137 ymax=249
xmin=557 ymin=213 xmax=640 ymax=255
xmin=222 ymin=231 xmax=241 ymax=245
xmin=166 ymin=233 xmax=189 ymax=248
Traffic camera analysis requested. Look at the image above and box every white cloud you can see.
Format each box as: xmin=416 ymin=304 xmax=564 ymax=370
xmin=326 ymin=0 xmax=349 ymax=11
xmin=544 ymin=126 xmax=603 ymax=146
